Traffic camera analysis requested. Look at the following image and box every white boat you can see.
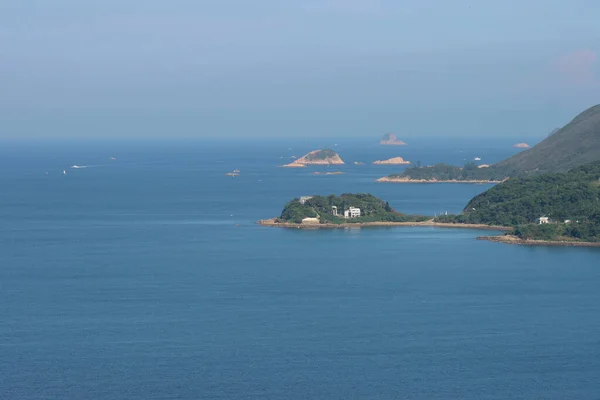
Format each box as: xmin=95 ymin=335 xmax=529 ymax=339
xmin=71 ymin=165 xmax=86 ymax=169
xmin=63 ymin=170 xmax=67 ymax=175
xmin=474 ymin=157 xmax=481 ymax=161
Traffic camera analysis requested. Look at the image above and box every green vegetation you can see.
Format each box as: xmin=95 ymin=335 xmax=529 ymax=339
xmin=304 ymin=149 xmax=338 ymax=161
xmin=435 ymin=161 xmax=600 ymax=242
xmin=495 ymin=104 xmax=600 ymax=175
xmin=392 ymin=104 xmax=600 ymax=181
xmin=278 ymin=193 xmax=429 ymax=224
xmin=391 ymin=162 xmax=505 ymax=181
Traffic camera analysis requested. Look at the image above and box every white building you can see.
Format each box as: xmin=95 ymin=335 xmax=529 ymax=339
xmin=537 ymin=216 xmax=549 ymax=224
xmin=331 ymin=206 xmax=338 ymax=216
xmin=299 ymin=196 xmax=313 ymax=205
xmin=344 ymin=207 xmax=361 ymax=219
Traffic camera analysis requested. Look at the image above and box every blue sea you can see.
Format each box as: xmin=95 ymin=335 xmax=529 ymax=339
xmin=2 ymin=138 xmax=600 ymax=399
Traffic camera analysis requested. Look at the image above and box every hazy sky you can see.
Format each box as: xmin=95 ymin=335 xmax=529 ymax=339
xmin=2 ymin=0 xmax=599 ymax=140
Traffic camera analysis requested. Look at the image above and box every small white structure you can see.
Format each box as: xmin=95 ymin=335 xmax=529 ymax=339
xmin=299 ymin=196 xmax=313 ymax=205
xmin=331 ymin=206 xmax=338 ymax=216
xmin=301 ymin=217 xmax=320 ymax=225
xmin=564 ymin=220 xmax=572 ymax=224
xmin=537 ymin=216 xmax=549 ymax=224
xmin=344 ymin=207 xmax=361 ymax=219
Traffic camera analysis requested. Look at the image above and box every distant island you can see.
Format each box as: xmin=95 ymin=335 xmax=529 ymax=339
xmin=312 ymin=171 xmax=344 ymax=175
xmin=513 ymin=142 xmax=530 ymax=148
xmin=380 ymin=134 xmax=406 ymax=146
xmin=373 ymin=157 xmax=411 ymax=165
xmin=379 ymin=162 xmax=507 ymax=183
xmin=283 ymin=149 xmax=345 ymax=168
xmin=377 ymin=104 xmax=600 ymax=183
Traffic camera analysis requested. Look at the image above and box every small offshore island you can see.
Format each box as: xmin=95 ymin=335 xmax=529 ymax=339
xmin=380 ymin=133 xmax=407 ymax=146
xmin=373 ymin=156 xmax=411 ymax=165
xmin=283 ymin=149 xmax=344 ymax=168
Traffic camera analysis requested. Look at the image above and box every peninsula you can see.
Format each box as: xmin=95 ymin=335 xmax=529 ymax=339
xmin=380 ymin=134 xmax=406 ymax=146
xmin=282 ymin=149 xmax=345 ymax=168
xmin=373 ymin=157 xmax=411 ymax=165
xmin=259 ymin=193 xmax=429 ymax=225
xmin=437 ymin=160 xmax=600 ymax=245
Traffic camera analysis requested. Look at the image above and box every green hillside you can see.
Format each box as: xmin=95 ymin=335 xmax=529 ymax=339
xmin=437 ymin=161 xmax=600 ymax=242
xmin=278 ymin=193 xmax=428 ymax=224
xmin=494 ymin=104 xmax=600 ymax=175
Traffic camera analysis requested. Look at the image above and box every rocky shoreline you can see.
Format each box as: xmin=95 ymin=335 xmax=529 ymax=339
xmin=257 ymin=218 xmax=509 ymax=231
xmin=376 ymin=177 xmax=504 ymax=184
xmin=477 ymin=235 xmax=600 ymax=247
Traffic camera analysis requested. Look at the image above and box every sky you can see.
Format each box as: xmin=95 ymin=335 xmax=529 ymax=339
xmin=1 ymin=0 xmax=600 ymax=140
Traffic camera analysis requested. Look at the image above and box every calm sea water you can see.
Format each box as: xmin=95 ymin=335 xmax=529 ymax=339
xmin=2 ymin=139 xmax=599 ymax=399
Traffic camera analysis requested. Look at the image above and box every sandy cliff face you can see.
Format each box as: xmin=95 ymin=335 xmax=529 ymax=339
xmin=372 ymin=157 xmax=411 ymax=165
xmin=380 ymin=134 xmax=407 ymax=145
xmin=283 ymin=150 xmax=345 ymax=167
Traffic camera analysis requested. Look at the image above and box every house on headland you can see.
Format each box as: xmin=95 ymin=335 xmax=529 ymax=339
xmin=344 ymin=207 xmax=361 ymax=219
xmin=537 ymin=216 xmax=549 ymax=224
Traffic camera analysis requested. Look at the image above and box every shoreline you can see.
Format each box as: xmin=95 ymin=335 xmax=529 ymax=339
xmin=258 ymin=219 xmax=600 ymax=247
xmin=376 ymin=177 xmax=503 ymax=184
xmin=257 ymin=218 xmax=509 ymax=231
xmin=477 ymin=235 xmax=600 ymax=247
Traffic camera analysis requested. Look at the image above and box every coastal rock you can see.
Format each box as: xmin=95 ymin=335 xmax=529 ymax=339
xmin=373 ymin=157 xmax=411 ymax=165
xmin=283 ymin=149 xmax=345 ymax=167
xmin=380 ymin=134 xmax=406 ymax=146
xmin=513 ymin=142 xmax=530 ymax=148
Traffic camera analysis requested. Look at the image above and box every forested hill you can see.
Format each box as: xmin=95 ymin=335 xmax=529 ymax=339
xmin=278 ymin=194 xmax=427 ymax=224
xmin=437 ymin=161 xmax=600 ymax=241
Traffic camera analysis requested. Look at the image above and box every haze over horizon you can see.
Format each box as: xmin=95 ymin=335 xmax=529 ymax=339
xmin=2 ymin=0 xmax=599 ymax=140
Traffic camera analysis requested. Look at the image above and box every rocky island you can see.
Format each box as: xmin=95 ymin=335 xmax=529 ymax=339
xmin=513 ymin=142 xmax=530 ymax=148
xmin=380 ymin=133 xmax=406 ymax=146
xmin=373 ymin=157 xmax=411 ymax=165
xmin=282 ymin=149 xmax=345 ymax=168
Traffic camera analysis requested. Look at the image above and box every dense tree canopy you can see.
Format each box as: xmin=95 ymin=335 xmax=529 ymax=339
xmin=279 ymin=193 xmax=428 ymax=224
xmin=436 ymin=161 xmax=600 ymax=241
